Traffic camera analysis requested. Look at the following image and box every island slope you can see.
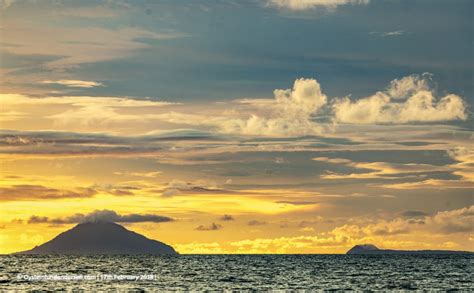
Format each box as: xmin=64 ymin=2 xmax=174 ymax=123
xmin=15 ymin=222 xmax=178 ymax=255
xmin=347 ymin=244 xmax=472 ymax=255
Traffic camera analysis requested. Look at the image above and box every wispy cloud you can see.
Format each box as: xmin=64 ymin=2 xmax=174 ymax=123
xmin=41 ymin=80 xmax=104 ymax=88
xmin=370 ymin=30 xmax=406 ymax=37
xmin=0 ymin=184 xmax=97 ymax=201
xmin=2 ymin=22 xmax=184 ymax=69
xmin=266 ymin=0 xmax=369 ymax=11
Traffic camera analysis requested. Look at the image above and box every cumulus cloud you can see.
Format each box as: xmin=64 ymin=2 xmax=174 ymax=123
xmin=266 ymin=0 xmax=369 ymax=11
xmin=41 ymin=80 xmax=104 ymax=88
xmin=220 ymin=78 xmax=328 ymax=136
xmin=386 ymin=73 xmax=432 ymax=99
xmin=334 ymin=206 xmax=473 ymax=238
xmin=195 ymin=222 xmax=223 ymax=231
xmin=27 ymin=209 xmax=174 ymax=224
xmin=428 ymin=205 xmax=474 ymax=234
xmin=332 ymin=74 xmax=467 ymax=124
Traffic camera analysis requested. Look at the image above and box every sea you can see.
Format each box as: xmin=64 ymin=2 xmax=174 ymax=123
xmin=0 ymin=254 xmax=472 ymax=291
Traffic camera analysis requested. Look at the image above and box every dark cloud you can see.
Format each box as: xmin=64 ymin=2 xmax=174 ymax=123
xmin=107 ymin=189 xmax=135 ymax=196
xmin=0 ymin=129 xmax=225 ymax=157
xmin=27 ymin=209 xmax=174 ymax=224
xmin=161 ymin=180 xmax=239 ymax=197
xmin=248 ymin=220 xmax=267 ymax=226
xmin=195 ymin=222 xmax=222 ymax=231
xmin=0 ymin=185 xmax=97 ymax=201
xmin=276 ymin=201 xmax=318 ymax=205
xmin=401 ymin=210 xmax=429 ymax=218
xmin=220 ymin=214 xmax=234 ymax=221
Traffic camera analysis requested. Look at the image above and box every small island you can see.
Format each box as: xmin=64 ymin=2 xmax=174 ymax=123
xmin=347 ymin=244 xmax=472 ymax=255
xmin=15 ymin=222 xmax=178 ymax=255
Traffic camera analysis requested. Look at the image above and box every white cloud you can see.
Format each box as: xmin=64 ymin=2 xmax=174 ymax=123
xmin=220 ymin=78 xmax=328 ymax=136
xmin=386 ymin=73 xmax=431 ymax=99
xmin=332 ymin=74 xmax=467 ymax=124
xmin=266 ymin=0 xmax=369 ymax=11
xmin=41 ymin=80 xmax=104 ymax=88
xmin=370 ymin=30 xmax=406 ymax=38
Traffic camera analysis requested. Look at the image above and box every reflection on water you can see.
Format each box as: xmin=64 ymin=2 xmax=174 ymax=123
xmin=0 ymin=254 xmax=472 ymax=290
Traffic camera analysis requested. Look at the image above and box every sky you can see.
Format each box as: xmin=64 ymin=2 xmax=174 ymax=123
xmin=0 ymin=0 xmax=472 ymax=254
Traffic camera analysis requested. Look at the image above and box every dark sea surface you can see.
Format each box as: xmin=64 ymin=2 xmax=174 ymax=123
xmin=0 ymin=254 xmax=472 ymax=291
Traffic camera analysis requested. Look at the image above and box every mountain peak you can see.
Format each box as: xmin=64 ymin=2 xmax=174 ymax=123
xmin=346 ymin=244 xmax=379 ymax=254
xmin=15 ymin=222 xmax=178 ymax=255
xmin=346 ymin=244 xmax=472 ymax=255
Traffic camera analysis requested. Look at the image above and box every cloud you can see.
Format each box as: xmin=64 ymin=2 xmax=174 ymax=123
xmin=383 ymin=179 xmax=473 ymax=190
xmin=0 ymin=184 xmax=97 ymax=201
xmin=400 ymin=211 xmax=429 ymax=218
xmin=0 ymin=0 xmax=15 ymax=9
xmin=334 ymin=206 xmax=474 ymax=238
xmin=220 ymin=78 xmax=328 ymax=136
xmin=429 ymin=206 xmax=474 ymax=234
xmin=220 ymin=214 xmax=235 ymax=221
xmin=176 ymin=206 xmax=472 ymax=253
xmin=161 ymin=179 xmax=232 ymax=197
xmin=114 ymin=171 xmax=162 ymax=178
xmin=0 ymin=93 xmax=177 ymax=126
xmin=386 ymin=73 xmax=432 ymax=99
xmin=276 ymin=200 xmax=319 ymax=205
xmin=2 ymin=18 xmax=184 ymax=69
xmin=2 ymin=74 xmax=466 ymax=139
xmin=132 ymin=74 xmax=466 ymax=137
xmin=332 ymin=74 xmax=467 ymax=124
xmin=0 ymin=110 xmax=26 ymax=122
xmin=313 ymin=156 xmax=453 ymax=180
xmin=447 ymin=147 xmax=474 ymax=183
xmin=41 ymin=80 xmax=104 ymax=88
xmin=266 ymin=0 xmax=369 ymax=11
xmin=248 ymin=220 xmax=267 ymax=226
xmin=195 ymin=222 xmax=223 ymax=231
xmin=370 ymin=30 xmax=406 ymax=37
xmin=27 ymin=209 xmax=174 ymax=224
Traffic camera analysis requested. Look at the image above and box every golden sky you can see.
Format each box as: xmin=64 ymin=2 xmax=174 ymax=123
xmin=0 ymin=0 xmax=473 ymax=254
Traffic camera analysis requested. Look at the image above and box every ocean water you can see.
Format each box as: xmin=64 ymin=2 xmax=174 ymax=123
xmin=0 ymin=254 xmax=472 ymax=291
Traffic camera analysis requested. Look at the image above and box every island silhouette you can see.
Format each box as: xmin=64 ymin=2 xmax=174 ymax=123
xmin=346 ymin=244 xmax=472 ymax=255
xmin=15 ymin=221 xmax=178 ymax=255
xmin=13 ymin=223 xmax=472 ymax=255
